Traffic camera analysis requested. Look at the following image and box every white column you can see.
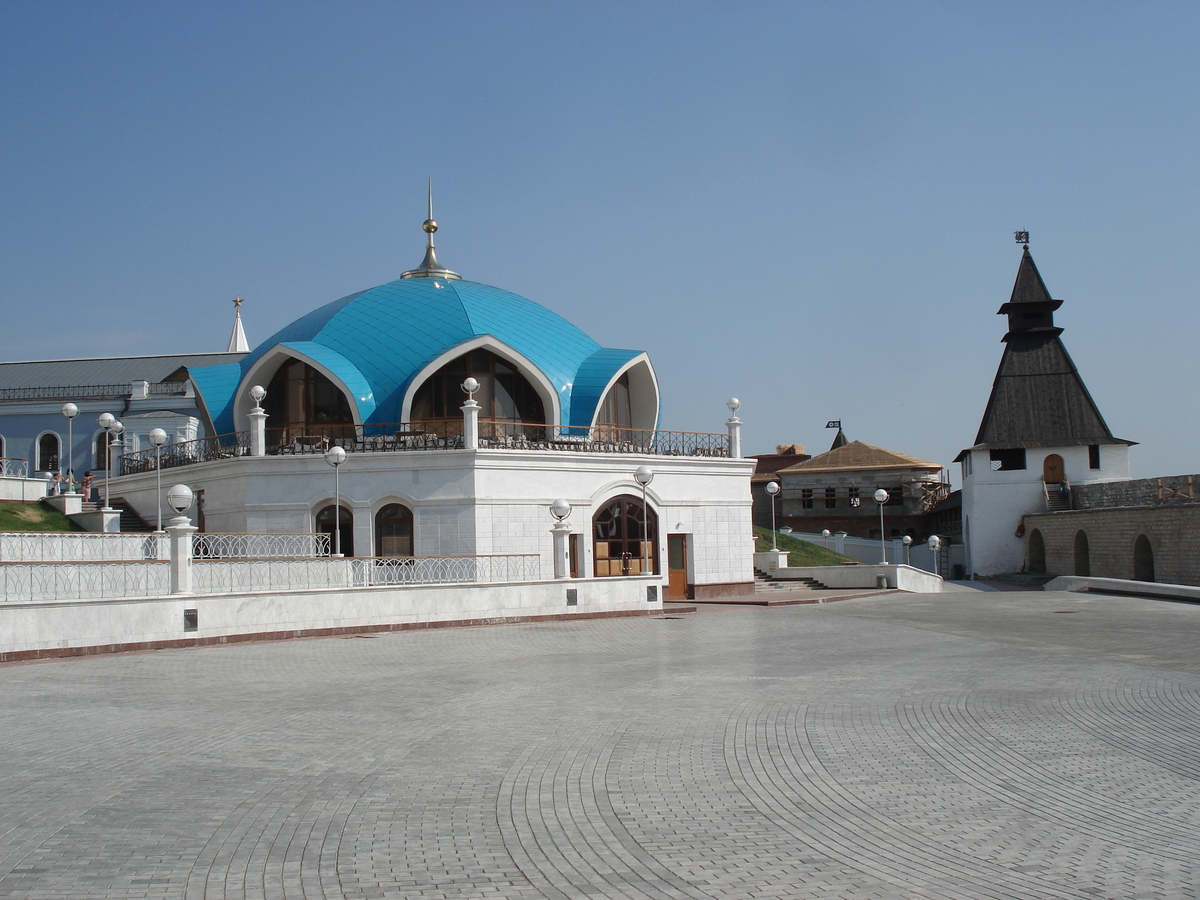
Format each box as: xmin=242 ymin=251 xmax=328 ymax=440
xmin=461 ymin=399 xmax=480 ymax=450
xmin=167 ymin=516 xmax=197 ymax=594
xmin=726 ymin=414 xmax=742 ymax=459
xmin=551 ymin=521 xmax=572 ymax=579
xmin=833 ymin=531 xmax=846 ymax=556
xmin=249 ymin=407 xmax=268 ymax=457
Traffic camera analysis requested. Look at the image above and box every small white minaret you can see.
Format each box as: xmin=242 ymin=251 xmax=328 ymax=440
xmin=227 ymin=296 xmax=249 ymax=353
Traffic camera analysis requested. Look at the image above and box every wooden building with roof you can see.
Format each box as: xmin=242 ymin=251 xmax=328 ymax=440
xmin=754 ymin=429 xmax=949 ymax=540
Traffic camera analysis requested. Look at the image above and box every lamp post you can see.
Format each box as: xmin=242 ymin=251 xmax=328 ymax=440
xmin=765 ymin=481 xmax=780 ymax=549
xmin=927 ymin=534 xmax=942 ymax=575
xmin=902 ymin=534 xmax=912 ymax=566
xmin=821 ymin=528 xmax=831 ymax=551
xmin=873 ymin=488 xmax=889 ymax=564
xmin=324 ymin=445 xmax=347 ymax=556
xmin=634 ymin=466 xmax=654 ymax=576
xmin=61 ymin=403 xmax=78 ymax=486
xmin=97 ymin=414 xmax=122 ymax=510
xmin=549 ymin=498 xmax=572 ymax=579
xmin=148 ymin=427 xmax=168 ymax=532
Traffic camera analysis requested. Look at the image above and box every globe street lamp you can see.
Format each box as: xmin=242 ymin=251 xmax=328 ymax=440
xmin=634 ymin=466 xmax=654 ymax=576
xmin=873 ymin=488 xmax=889 ymax=564
xmin=148 ymin=428 xmax=169 ymax=532
xmin=324 ymin=445 xmax=347 ymax=556
xmin=549 ymin=498 xmax=572 ymax=579
xmin=765 ymin=481 xmax=781 ymax=549
xmin=927 ymin=534 xmax=942 ymax=575
xmin=98 ymin=415 xmax=123 ymax=511
xmin=902 ymin=534 xmax=912 ymax=566
xmin=821 ymin=528 xmax=831 ymax=551
xmin=61 ymin=403 xmax=78 ymax=486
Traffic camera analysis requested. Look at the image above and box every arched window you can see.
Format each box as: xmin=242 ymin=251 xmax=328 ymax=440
xmin=592 ymin=494 xmax=658 ymax=577
xmin=1028 ymin=528 xmax=1046 ymax=574
xmin=37 ymin=433 xmax=60 ymax=473
xmin=0 ymin=434 xmax=5 ymax=459
xmin=596 ymin=373 xmax=631 ymax=441
xmin=1133 ymin=534 xmax=1154 ymax=583
xmin=95 ymin=432 xmax=114 ymax=470
xmin=1073 ymin=530 xmax=1090 ymax=577
xmin=316 ymin=504 xmax=354 ymax=557
xmin=375 ymin=504 xmax=414 ymax=557
xmin=265 ymin=359 xmax=355 ymax=445
xmin=411 ymin=349 xmax=546 ymax=435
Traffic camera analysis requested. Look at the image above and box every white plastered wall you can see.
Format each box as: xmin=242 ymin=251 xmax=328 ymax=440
xmin=961 ymin=443 xmax=1130 ymax=576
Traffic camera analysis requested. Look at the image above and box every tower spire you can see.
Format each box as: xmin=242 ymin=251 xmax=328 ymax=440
xmin=401 ymin=179 xmax=461 ymax=280
xmin=227 ymin=296 xmax=249 ymax=353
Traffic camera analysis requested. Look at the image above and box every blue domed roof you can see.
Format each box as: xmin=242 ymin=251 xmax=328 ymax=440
xmin=190 ymin=277 xmax=645 ymax=434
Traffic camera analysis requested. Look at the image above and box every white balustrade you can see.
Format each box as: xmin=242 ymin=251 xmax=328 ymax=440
xmin=191 ymin=532 xmax=331 ymax=559
xmin=0 ymin=561 xmax=169 ymax=602
xmin=0 ymin=532 xmax=167 ymax=562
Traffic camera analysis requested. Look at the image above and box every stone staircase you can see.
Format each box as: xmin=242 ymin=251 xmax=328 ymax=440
xmin=754 ymin=568 xmax=829 ymax=592
xmin=69 ymin=497 xmax=154 ymax=533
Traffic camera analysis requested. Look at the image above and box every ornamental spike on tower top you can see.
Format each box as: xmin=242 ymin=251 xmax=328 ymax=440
xmin=401 ymin=179 xmax=462 ymax=280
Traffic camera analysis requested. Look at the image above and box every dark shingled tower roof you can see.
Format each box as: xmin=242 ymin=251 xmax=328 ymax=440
xmin=956 ymin=248 xmax=1134 ymax=460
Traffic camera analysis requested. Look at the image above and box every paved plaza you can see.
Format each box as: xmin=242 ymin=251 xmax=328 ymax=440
xmin=3 ymin=590 xmax=1200 ymax=899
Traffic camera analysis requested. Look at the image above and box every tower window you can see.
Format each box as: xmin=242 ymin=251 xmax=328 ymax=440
xmin=989 ymin=448 xmax=1026 ymax=471
xmin=1088 ymin=445 xmax=1101 ymax=469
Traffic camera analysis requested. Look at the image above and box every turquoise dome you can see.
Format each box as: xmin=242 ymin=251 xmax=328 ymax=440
xmin=190 ymin=277 xmax=644 ymax=435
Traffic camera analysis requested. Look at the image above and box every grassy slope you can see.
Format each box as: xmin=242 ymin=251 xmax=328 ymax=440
xmin=753 ymin=525 xmax=858 ymax=567
xmin=0 ymin=501 xmax=81 ymax=532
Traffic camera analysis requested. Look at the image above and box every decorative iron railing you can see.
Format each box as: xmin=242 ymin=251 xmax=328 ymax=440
xmin=0 ymin=561 xmax=169 ymax=602
xmin=192 ymin=532 xmax=331 ymax=559
xmin=265 ymin=420 xmax=467 ymax=455
xmin=0 ymin=382 xmax=190 ymax=402
xmin=0 ymin=457 xmax=30 ymax=478
xmin=118 ymin=421 xmax=729 ymax=474
xmin=0 ymin=532 xmax=167 ymax=562
xmin=357 ymin=554 xmax=541 ymax=586
xmin=121 ymin=431 xmax=251 ymax=475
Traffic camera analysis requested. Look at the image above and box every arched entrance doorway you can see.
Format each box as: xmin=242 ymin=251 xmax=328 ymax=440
xmin=1073 ymin=530 xmax=1090 ymax=576
xmin=316 ymin=504 xmax=354 ymax=557
xmin=1028 ymin=528 xmax=1046 ymax=574
xmin=1133 ymin=534 xmax=1154 ymax=582
xmin=375 ymin=504 xmax=414 ymax=557
xmin=593 ymin=495 xmax=657 ymax=576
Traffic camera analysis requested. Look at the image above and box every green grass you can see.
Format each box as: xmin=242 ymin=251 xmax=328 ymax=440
xmin=0 ymin=501 xmax=81 ymax=533
xmin=753 ymin=526 xmax=858 ymax=567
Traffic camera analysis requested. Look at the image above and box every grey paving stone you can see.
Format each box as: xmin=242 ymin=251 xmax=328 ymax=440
xmin=2 ymin=590 xmax=1200 ymax=898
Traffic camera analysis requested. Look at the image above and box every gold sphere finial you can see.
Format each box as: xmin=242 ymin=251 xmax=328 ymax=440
xmin=423 ymin=218 xmax=438 ymax=235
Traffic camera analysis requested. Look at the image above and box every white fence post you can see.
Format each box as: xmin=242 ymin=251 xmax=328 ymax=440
xmin=167 ymin=517 xmax=197 ymax=594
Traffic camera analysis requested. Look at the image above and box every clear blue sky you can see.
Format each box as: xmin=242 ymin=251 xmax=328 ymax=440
xmin=2 ymin=2 xmax=1196 ymax=482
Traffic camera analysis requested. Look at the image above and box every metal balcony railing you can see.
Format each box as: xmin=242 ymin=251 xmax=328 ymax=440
xmin=121 ymin=421 xmax=730 ymax=474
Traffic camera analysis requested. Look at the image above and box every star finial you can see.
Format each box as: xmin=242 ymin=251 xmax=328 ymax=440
xmin=233 ymin=296 xmax=244 ymax=309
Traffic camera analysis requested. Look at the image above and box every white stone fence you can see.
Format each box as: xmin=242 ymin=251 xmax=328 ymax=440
xmin=191 ymin=532 xmax=331 ymax=559
xmin=0 ymin=532 xmax=168 ymax=562
xmin=0 ymin=561 xmax=170 ymax=602
xmin=0 ymin=524 xmax=543 ymax=602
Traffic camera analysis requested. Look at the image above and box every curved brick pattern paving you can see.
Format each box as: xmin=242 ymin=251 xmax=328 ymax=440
xmin=3 ymin=591 xmax=1200 ymax=898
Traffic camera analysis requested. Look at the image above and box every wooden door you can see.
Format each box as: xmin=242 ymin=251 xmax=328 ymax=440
xmin=1043 ymin=454 xmax=1064 ymax=483
xmin=667 ymin=534 xmax=690 ymax=600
